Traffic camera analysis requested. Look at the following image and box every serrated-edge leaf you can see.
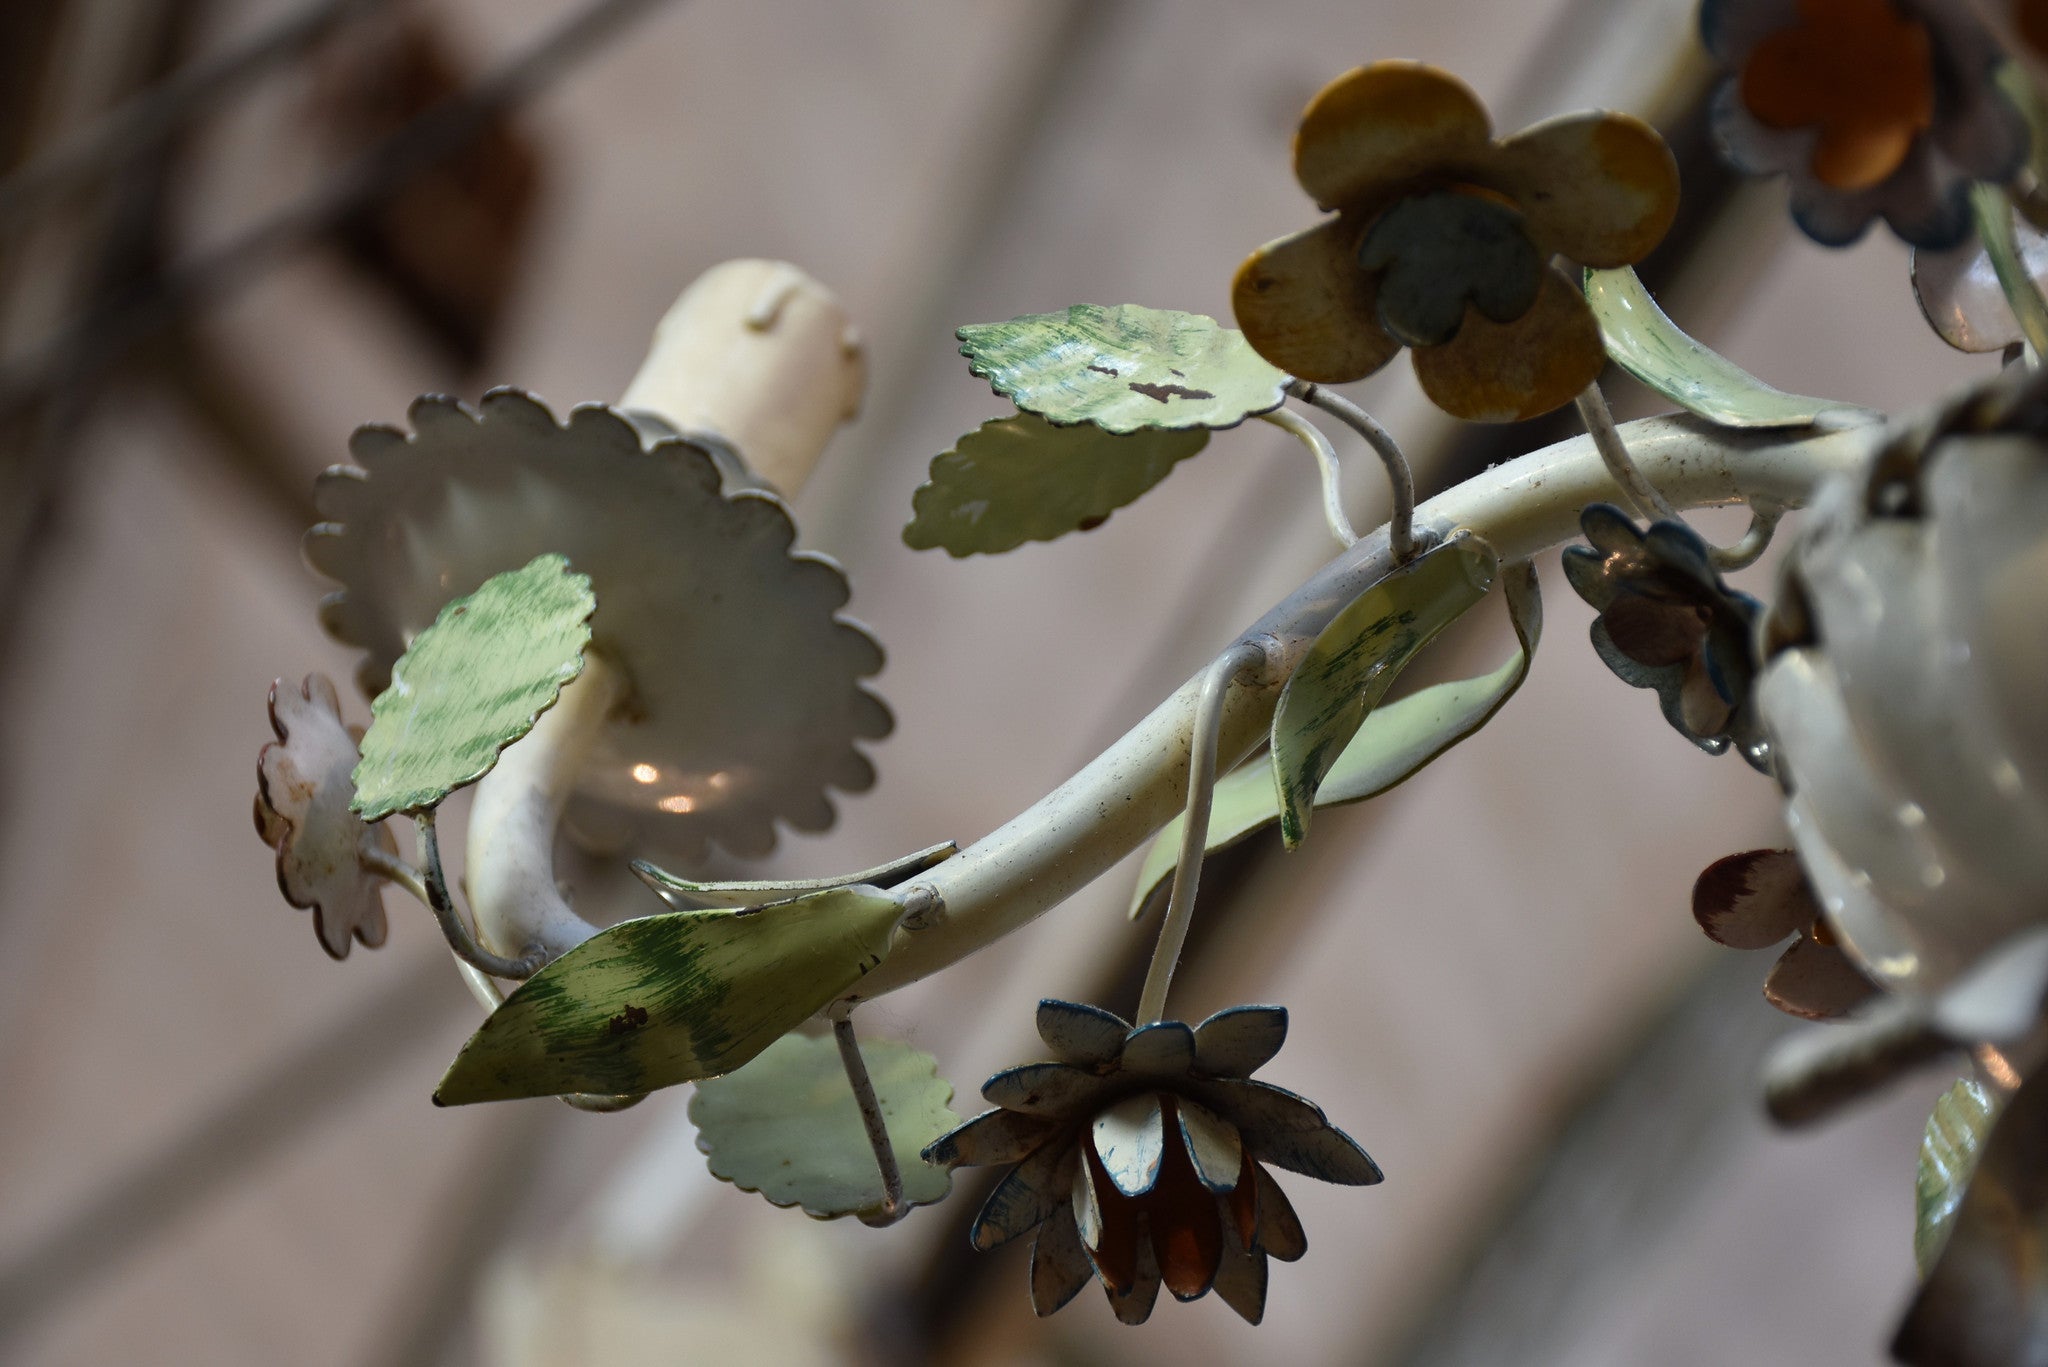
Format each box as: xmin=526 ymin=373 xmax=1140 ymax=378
xmin=689 ymin=1031 xmax=958 ymax=1220
xmin=957 ymin=303 xmax=1288 ymax=433
xmin=633 ymin=840 xmax=957 ymax=910
xmin=1915 ymin=1074 xmax=2004 ymax=1276
xmin=1270 ymin=534 xmax=1500 ymax=850
xmin=1584 ymin=267 xmax=1861 ymax=430
xmin=433 ymin=885 xmax=903 ymax=1104
xmin=1130 ymin=559 xmax=1539 ymax=918
xmin=903 ymin=414 xmax=1207 ymax=556
xmin=352 ymin=554 xmax=593 ymax=820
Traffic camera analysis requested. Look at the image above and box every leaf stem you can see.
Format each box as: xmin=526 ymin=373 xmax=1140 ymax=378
xmin=1286 ymin=379 xmax=1415 ymax=561
xmin=1259 ymin=407 xmax=1356 ymax=548
xmin=1969 ymin=181 xmax=2048 ymax=364
xmin=1708 ymin=498 xmax=1784 ymax=571
xmin=1575 ymin=379 xmax=1678 ymax=523
xmin=1135 ymin=640 xmax=1267 ymax=1025
xmin=830 ymin=1010 xmax=907 ymax=1226
xmin=415 ymin=810 xmax=548 ymax=980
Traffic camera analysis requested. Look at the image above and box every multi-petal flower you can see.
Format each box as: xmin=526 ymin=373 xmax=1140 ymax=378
xmin=1693 ymin=848 xmax=1880 ymax=1018
xmin=1232 ymin=61 xmax=1678 ymax=422
xmin=1562 ymin=504 xmax=1770 ymax=770
xmin=255 ymin=673 xmax=397 ymax=959
xmin=923 ymin=1000 xmax=1381 ymax=1325
xmin=1702 ymin=0 xmax=2028 ymax=248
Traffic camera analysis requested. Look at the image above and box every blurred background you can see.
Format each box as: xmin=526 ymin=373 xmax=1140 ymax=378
xmin=0 ymin=0 xmax=2006 ymax=1362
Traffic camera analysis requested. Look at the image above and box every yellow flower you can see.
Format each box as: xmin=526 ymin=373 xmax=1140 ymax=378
xmin=1232 ymin=62 xmax=1678 ymax=422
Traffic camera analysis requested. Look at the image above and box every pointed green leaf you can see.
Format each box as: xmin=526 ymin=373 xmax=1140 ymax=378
xmin=633 ymin=840 xmax=958 ymax=910
xmin=352 ymin=554 xmax=594 ymax=820
xmin=903 ymin=414 xmax=1207 ymax=556
xmin=689 ymin=1031 xmax=958 ymax=1221
xmin=957 ymin=304 xmax=1288 ymax=433
xmin=1584 ymin=267 xmax=1861 ymax=430
xmin=1270 ymin=534 xmax=1499 ymax=850
xmin=1915 ymin=1074 xmax=2004 ymax=1276
xmin=1132 ymin=560 xmax=1538 ymax=917
xmin=433 ymin=886 xmax=904 ymax=1105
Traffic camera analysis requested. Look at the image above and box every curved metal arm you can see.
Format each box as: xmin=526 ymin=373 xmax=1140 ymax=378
xmin=845 ymin=412 xmax=1882 ymax=1003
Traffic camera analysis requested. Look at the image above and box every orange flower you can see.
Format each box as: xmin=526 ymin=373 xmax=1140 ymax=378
xmin=1232 ymin=62 xmax=1677 ymax=423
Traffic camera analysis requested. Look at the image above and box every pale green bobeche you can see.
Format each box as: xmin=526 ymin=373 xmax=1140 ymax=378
xmin=903 ymin=414 xmax=1208 ymax=556
xmin=957 ymin=303 xmax=1289 ymax=433
xmin=1269 ymin=534 xmax=1500 ymax=850
xmin=351 ymin=553 xmax=596 ymax=822
xmin=433 ymin=885 xmax=905 ymax=1104
xmin=1583 ymin=266 xmax=1856 ymax=429
xmin=690 ymin=1032 xmax=959 ymax=1221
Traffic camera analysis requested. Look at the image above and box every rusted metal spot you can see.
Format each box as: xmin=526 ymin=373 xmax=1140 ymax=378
xmin=608 ymin=1003 xmax=650 ymax=1035
xmin=1128 ymin=381 xmax=1216 ymax=404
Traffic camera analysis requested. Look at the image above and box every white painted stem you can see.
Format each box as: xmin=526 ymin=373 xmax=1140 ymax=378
xmin=1259 ymin=407 xmax=1356 ymax=548
xmin=844 ymin=412 xmax=1882 ymax=1003
xmin=467 ymin=651 xmax=624 ymax=959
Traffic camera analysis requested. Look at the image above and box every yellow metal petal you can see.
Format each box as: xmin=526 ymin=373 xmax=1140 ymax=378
xmin=1294 ymin=61 xmax=1492 ymax=211
xmin=1493 ymin=111 xmax=1679 ymax=267
xmin=1231 ymin=218 xmax=1400 ymax=384
xmin=1410 ymin=267 xmax=1604 ymax=422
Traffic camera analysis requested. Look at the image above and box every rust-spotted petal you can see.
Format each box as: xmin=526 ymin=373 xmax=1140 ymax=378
xmin=1294 ymin=61 xmax=1493 ymax=210
xmin=1410 ymin=265 xmax=1604 ymax=422
xmin=982 ymin=1061 xmax=1115 ymax=1117
xmin=1493 ymin=110 xmax=1679 ymax=267
xmin=923 ymin=1106 xmax=1061 ymax=1169
xmin=1030 ymin=1211 xmax=1094 ymax=1317
xmin=1211 ymin=1240 xmax=1270 ymax=1324
xmin=1232 ymin=219 xmax=1400 ymax=384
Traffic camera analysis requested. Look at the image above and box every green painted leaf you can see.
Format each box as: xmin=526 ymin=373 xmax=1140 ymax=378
xmin=352 ymin=554 xmax=594 ymax=821
xmin=957 ymin=304 xmax=1288 ymax=433
xmin=903 ymin=414 xmax=1208 ymax=556
xmin=1584 ymin=267 xmax=1860 ymax=430
xmin=1915 ymin=1074 xmax=2004 ymax=1277
xmin=1270 ymin=534 xmax=1499 ymax=850
xmin=690 ymin=1031 xmax=958 ymax=1221
xmin=633 ymin=840 xmax=958 ymax=911
xmin=433 ymin=886 xmax=903 ymax=1105
xmin=1131 ymin=560 xmax=1539 ymax=918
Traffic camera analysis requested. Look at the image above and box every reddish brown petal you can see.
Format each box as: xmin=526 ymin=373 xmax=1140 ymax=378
xmin=1740 ymin=0 xmax=1933 ymax=190
xmin=1603 ymin=595 xmax=1711 ymax=667
xmin=1693 ymin=849 xmax=1817 ymax=950
xmin=1147 ymin=1101 xmax=1224 ymax=1301
xmin=1766 ymin=934 xmax=1882 ymax=1020
xmin=1232 ymin=218 xmax=1400 ymax=384
xmin=1228 ymin=1148 xmax=1260 ymax=1252
xmin=1409 ymin=266 xmax=1604 ymax=422
xmin=1678 ymin=655 xmax=1735 ymax=737
xmin=1075 ymin=1146 xmax=1140 ymax=1294
xmin=1294 ymin=61 xmax=1492 ymax=210
xmin=1104 ymin=1218 xmax=1163 ymax=1325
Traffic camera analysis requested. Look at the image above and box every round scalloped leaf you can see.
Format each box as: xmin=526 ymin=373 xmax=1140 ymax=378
xmin=903 ymin=415 xmax=1208 ymax=556
xmin=352 ymin=555 xmax=594 ymax=820
xmin=957 ymin=304 xmax=1288 ymax=433
xmin=1270 ymin=534 xmax=1499 ymax=849
xmin=433 ymin=885 xmax=903 ymax=1105
xmin=1131 ymin=560 xmax=1539 ymax=917
xmin=690 ymin=1031 xmax=958 ymax=1221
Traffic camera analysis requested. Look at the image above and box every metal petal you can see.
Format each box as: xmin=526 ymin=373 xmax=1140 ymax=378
xmin=1692 ymin=848 xmax=1815 ymax=949
xmin=1603 ymin=594 xmax=1710 ymax=668
xmin=1196 ymin=1077 xmax=1330 ymax=1134
xmin=1175 ymin=1098 xmax=1245 ymax=1193
xmin=1250 ymin=1119 xmax=1385 ymax=1187
xmin=1074 ymin=1151 xmax=1141 ymax=1295
xmin=1093 ymin=1093 xmax=1168 ymax=1198
xmin=1228 ymin=1148 xmax=1260 ymax=1250
xmin=1293 ymin=61 xmax=1493 ymax=211
xmin=1029 ymin=1211 xmax=1095 ymax=1318
xmin=1120 ymin=1021 xmax=1197 ymax=1079
xmin=923 ymin=1107 xmax=1061 ymax=1169
xmin=1035 ymin=999 xmax=1130 ymax=1067
xmin=1410 ymin=266 xmax=1605 ymax=422
xmin=1765 ymin=934 xmax=1881 ymax=1021
xmin=1357 ymin=191 xmax=1542 ymax=347
xmin=1192 ymin=1004 xmax=1288 ymax=1078
xmin=981 ymin=1061 xmax=1115 ymax=1117
xmin=1210 ymin=1241 xmax=1270 ymax=1325
xmin=1912 ymin=222 xmax=2048 ymax=353
xmin=1494 ymin=111 xmax=1678 ymax=267
xmin=1104 ymin=1214 xmax=1163 ymax=1326
xmin=1151 ymin=1167 xmax=1224 ymax=1303
xmin=1253 ymin=1165 xmax=1308 ymax=1261
xmin=1231 ymin=218 xmax=1401 ymax=384
xmin=969 ymin=1137 xmax=1078 ymax=1251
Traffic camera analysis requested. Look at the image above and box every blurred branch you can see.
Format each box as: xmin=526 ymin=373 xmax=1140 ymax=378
xmin=0 ymin=0 xmax=682 ymax=423
xmin=0 ymin=0 xmax=394 ymax=233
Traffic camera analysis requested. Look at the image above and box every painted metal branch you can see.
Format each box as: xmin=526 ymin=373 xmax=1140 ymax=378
xmin=1575 ymin=380 xmax=1678 ymax=522
xmin=1287 ymin=378 xmax=1416 ymax=561
xmin=415 ymin=810 xmax=547 ymax=981
xmin=1259 ymin=407 xmax=1357 ymax=548
xmin=1708 ymin=499 xmax=1785 ymax=571
xmin=832 ymin=1012 xmax=908 ymax=1226
xmin=847 ymin=411 xmax=1882 ymax=1003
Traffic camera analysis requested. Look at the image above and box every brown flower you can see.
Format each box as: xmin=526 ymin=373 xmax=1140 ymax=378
xmin=1693 ymin=848 xmax=1879 ymax=1019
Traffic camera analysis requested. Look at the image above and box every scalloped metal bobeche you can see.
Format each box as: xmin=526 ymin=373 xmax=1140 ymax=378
xmin=306 ymin=388 xmax=891 ymax=862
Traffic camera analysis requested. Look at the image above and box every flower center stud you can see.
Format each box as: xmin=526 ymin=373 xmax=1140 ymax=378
xmin=1740 ymin=0 xmax=1935 ymax=191
xmin=1355 ymin=190 xmax=1543 ymax=348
